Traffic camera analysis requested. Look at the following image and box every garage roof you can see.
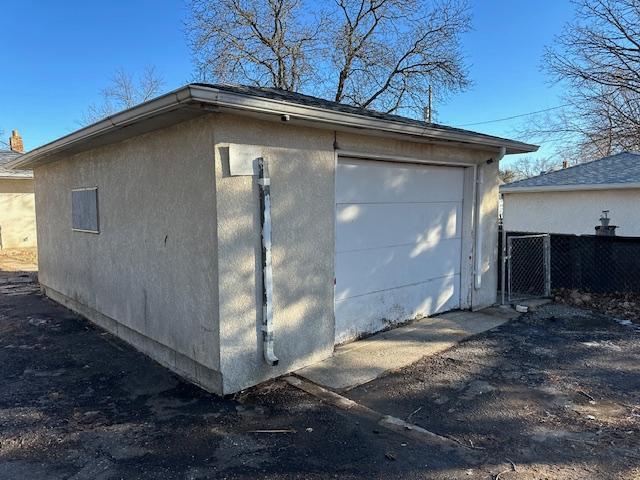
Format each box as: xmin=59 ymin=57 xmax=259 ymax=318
xmin=501 ymin=151 xmax=640 ymax=193
xmin=7 ymin=83 xmax=538 ymax=170
xmin=207 ymin=84 xmax=536 ymax=145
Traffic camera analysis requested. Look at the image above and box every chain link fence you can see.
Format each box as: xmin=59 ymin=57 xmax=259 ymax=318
xmin=550 ymin=234 xmax=640 ymax=293
xmin=499 ymin=229 xmax=640 ymax=304
xmin=500 ymin=233 xmax=550 ymax=303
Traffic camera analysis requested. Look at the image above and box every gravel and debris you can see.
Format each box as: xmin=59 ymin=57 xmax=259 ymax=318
xmin=1 ymin=272 xmax=639 ymax=479
xmin=0 ymin=274 xmax=467 ymax=479
xmin=347 ymin=303 xmax=640 ymax=480
xmin=554 ymin=288 xmax=640 ymax=326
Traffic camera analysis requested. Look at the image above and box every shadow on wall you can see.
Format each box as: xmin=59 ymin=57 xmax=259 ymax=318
xmin=220 ymin=150 xmax=469 ymax=388
xmin=217 ymin=143 xmax=335 ymax=390
xmin=335 ymin=176 xmax=462 ymax=340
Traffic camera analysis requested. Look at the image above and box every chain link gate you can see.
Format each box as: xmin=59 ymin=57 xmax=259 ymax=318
xmin=501 ymin=234 xmax=551 ymax=304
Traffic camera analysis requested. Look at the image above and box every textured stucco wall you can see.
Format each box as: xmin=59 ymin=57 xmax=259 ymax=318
xmin=0 ymin=178 xmax=37 ymax=249
xmin=502 ymin=189 xmax=640 ymax=236
xmin=214 ymin=115 xmax=336 ymax=393
xmin=34 ymin=117 xmax=221 ymax=389
xmin=34 ymin=109 xmax=503 ymax=395
xmin=475 ymin=159 xmax=500 ymax=308
xmin=215 ymin=119 xmax=502 ymax=393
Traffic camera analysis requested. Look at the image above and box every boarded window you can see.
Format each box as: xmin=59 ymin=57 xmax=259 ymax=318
xmin=72 ymin=187 xmax=99 ymax=233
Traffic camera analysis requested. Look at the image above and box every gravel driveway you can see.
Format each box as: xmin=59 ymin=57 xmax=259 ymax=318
xmin=0 ymin=273 xmax=638 ymax=479
xmin=347 ymin=303 xmax=640 ymax=479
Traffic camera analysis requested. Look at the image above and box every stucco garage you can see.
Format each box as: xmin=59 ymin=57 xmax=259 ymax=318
xmin=7 ymin=84 xmax=537 ymax=394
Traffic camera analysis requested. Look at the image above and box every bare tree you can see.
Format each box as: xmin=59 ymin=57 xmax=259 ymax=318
xmin=187 ymin=0 xmax=320 ymax=91
xmin=500 ymin=156 xmax=560 ymax=183
xmin=498 ymin=168 xmax=518 ymax=184
xmin=186 ymin=0 xmax=470 ymax=115
xmin=329 ymin=0 xmax=470 ymax=113
xmin=82 ymin=66 xmax=165 ymax=124
xmin=528 ymin=0 xmax=640 ymax=162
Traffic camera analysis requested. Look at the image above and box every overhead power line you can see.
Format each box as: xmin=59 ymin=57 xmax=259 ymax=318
xmin=457 ymin=103 xmax=571 ymax=127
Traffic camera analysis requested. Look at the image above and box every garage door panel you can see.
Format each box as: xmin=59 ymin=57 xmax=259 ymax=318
xmin=336 ymin=202 xmax=461 ymax=253
xmin=336 ymin=158 xmax=464 ymax=204
xmin=335 ymin=158 xmax=464 ymax=344
xmin=335 ymin=239 xmax=462 ymax=301
xmin=334 ymin=274 xmax=460 ymax=344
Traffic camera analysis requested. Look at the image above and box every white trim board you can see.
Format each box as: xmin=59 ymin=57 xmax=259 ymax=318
xmin=8 ymin=84 xmax=537 ymax=170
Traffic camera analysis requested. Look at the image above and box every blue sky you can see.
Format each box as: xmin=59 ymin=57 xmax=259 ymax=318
xmin=0 ymin=0 xmax=575 ymax=166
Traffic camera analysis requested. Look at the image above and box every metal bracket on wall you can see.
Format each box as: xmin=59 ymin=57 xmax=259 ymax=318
xmin=229 ymin=143 xmax=263 ymax=176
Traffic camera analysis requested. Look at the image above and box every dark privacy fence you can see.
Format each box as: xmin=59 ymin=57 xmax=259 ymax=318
xmin=499 ymin=228 xmax=640 ymax=295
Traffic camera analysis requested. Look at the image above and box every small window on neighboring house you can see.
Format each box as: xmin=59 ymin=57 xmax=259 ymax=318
xmin=72 ymin=187 xmax=99 ymax=233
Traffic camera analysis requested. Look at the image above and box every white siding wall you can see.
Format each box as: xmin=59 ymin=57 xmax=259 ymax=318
xmin=502 ymin=189 xmax=640 ymax=236
xmin=0 ymin=178 xmax=37 ymax=249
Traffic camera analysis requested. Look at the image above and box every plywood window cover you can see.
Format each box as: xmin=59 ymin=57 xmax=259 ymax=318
xmin=71 ymin=186 xmax=100 ymax=234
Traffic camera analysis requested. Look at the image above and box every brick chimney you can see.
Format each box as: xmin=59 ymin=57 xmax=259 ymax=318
xmin=9 ymin=130 xmax=24 ymax=153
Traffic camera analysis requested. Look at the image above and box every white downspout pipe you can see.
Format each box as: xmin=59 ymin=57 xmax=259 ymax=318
xmin=474 ymin=147 xmax=506 ymax=290
xmin=258 ymin=158 xmax=279 ymax=366
xmin=474 ymin=166 xmax=484 ymax=290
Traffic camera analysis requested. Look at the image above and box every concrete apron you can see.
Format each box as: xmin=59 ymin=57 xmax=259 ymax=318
xmin=296 ymin=308 xmax=518 ymax=391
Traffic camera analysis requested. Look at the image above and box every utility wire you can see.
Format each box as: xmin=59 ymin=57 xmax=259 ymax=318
xmin=457 ymin=103 xmax=571 ymax=127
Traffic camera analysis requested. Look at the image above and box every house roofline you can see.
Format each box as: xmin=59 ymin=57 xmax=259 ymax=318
xmin=0 ymin=174 xmax=33 ymax=180
xmin=501 ymin=182 xmax=640 ymax=194
xmin=7 ymin=84 xmax=538 ymax=170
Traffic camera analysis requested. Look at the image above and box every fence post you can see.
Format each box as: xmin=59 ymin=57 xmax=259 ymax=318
xmin=501 ymin=228 xmax=507 ymax=305
xmin=507 ymin=237 xmax=513 ymax=303
xmin=543 ymin=235 xmax=551 ymax=297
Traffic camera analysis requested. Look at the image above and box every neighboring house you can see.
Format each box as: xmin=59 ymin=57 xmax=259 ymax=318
xmin=0 ymin=130 xmax=37 ymax=250
xmin=7 ymin=84 xmax=537 ymax=394
xmin=501 ymin=152 xmax=640 ymax=236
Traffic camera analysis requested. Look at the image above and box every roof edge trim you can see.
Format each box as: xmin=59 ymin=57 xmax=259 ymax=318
xmin=7 ymin=86 xmax=195 ymax=170
xmin=0 ymin=174 xmax=33 ymax=179
xmin=188 ymin=85 xmax=538 ymax=155
xmin=501 ymin=182 xmax=640 ymax=193
xmin=9 ymin=84 xmax=537 ymax=170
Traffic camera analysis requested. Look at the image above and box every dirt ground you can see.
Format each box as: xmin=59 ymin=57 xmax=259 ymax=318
xmin=0 ymin=248 xmax=38 ymax=272
xmin=0 ymin=273 xmax=464 ymax=480
xmin=348 ymin=303 xmax=640 ymax=479
xmin=0 ymin=273 xmax=638 ymax=479
xmin=555 ymin=287 xmax=640 ymax=323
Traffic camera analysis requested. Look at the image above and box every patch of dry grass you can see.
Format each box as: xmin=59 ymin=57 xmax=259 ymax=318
xmin=0 ymin=248 xmax=38 ymax=272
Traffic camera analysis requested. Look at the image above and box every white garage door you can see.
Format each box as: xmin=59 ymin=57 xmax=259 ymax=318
xmin=335 ymin=158 xmax=464 ymax=344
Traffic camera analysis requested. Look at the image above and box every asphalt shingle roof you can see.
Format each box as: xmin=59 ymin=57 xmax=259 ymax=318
xmin=199 ymin=83 xmax=532 ymax=147
xmin=501 ymin=152 xmax=640 ymax=191
xmin=0 ymin=150 xmax=32 ymax=178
